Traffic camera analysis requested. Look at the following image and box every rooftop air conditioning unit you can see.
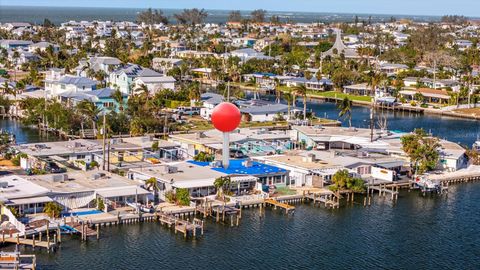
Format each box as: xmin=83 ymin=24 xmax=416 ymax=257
xmin=52 ymin=174 xmax=65 ymax=183
xmin=92 ymin=172 xmax=106 ymax=180
xmin=0 ymin=182 xmax=9 ymax=188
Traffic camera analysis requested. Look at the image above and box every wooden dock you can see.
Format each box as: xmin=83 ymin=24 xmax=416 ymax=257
xmin=157 ymin=213 xmax=204 ymax=238
xmin=304 ymin=192 xmax=340 ymax=208
xmin=264 ymin=199 xmax=295 ymax=214
xmin=2 ymin=233 xmax=56 ymax=251
xmin=211 ymin=205 xmax=242 ymax=226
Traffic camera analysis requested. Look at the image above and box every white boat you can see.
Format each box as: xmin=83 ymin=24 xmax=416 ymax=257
xmin=126 ymin=201 xmax=154 ymax=213
xmin=414 ymin=176 xmax=440 ymax=190
xmin=473 ymin=141 xmax=480 ymax=152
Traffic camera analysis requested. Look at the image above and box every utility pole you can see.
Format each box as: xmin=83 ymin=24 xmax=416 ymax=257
xmin=433 ymin=59 xmax=437 ymax=89
xmin=107 ymin=140 xmax=111 ymax=172
xmin=102 ymin=113 xmax=106 ymax=170
xmin=370 ymin=98 xmax=375 ymax=142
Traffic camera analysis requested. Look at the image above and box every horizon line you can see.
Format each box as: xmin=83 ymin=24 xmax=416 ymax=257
xmin=1 ymin=4 xmax=473 ymax=19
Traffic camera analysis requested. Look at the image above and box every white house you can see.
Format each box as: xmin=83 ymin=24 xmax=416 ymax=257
xmin=108 ymin=64 xmax=163 ymax=95
xmin=133 ymin=76 xmax=176 ymax=93
xmin=45 ymin=69 xmax=98 ymax=97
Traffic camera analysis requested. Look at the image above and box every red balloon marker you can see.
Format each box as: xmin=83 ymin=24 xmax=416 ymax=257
xmin=211 ymin=102 xmax=241 ymax=168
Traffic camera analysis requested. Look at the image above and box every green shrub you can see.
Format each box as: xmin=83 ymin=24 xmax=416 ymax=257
xmin=176 ymin=188 xmax=190 ymax=206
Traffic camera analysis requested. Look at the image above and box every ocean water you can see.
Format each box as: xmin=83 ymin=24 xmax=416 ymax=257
xmin=0 ymin=6 xmax=441 ymax=25
xmin=6 ymin=183 xmax=480 ymax=270
xmin=1 ymin=99 xmax=480 ymax=269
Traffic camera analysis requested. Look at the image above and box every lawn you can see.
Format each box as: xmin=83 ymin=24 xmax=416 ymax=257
xmin=307 ymin=91 xmax=373 ymax=103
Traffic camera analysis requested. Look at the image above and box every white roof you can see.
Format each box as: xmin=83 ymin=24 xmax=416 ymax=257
xmin=96 ymin=186 xmax=150 ymax=198
xmin=0 ymin=175 xmax=50 ymax=200
xmin=8 ymin=196 xmax=53 ymax=205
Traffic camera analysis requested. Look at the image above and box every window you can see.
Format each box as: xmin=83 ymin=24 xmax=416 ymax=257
xmin=103 ymin=102 xmax=114 ymax=108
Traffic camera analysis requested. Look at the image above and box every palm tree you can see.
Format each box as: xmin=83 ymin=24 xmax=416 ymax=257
xmin=188 ymin=82 xmax=201 ymax=106
xmin=214 ymin=176 xmax=231 ymax=201
xmin=135 ymin=84 xmax=150 ymax=99
xmin=111 ymin=89 xmax=125 ymax=112
xmin=44 ymin=202 xmax=62 ymax=218
xmin=294 ymin=84 xmax=308 ymax=120
xmin=145 ymin=177 xmax=159 ymax=205
xmin=76 ymin=100 xmax=102 ymax=136
xmin=338 ymin=97 xmax=353 ymax=127
xmin=284 ymin=91 xmax=293 ymax=120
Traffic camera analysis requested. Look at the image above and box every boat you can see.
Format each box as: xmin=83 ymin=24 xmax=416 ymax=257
xmin=0 ymin=249 xmax=36 ymax=269
xmin=473 ymin=140 xmax=480 ymax=152
xmin=414 ymin=175 xmax=440 ymax=191
xmin=126 ymin=201 xmax=154 ymax=213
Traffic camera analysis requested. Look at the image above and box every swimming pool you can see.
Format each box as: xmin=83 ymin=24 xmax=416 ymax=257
xmin=61 ymin=210 xmax=102 ymax=217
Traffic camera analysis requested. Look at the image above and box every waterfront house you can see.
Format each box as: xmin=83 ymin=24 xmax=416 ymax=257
xmin=286 ymin=77 xmax=333 ymax=91
xmin=238 ymin=99 xmax=290 ymax=122
xmin=25 ymin=170 xmax=150 ymax=211
xmin=45 ymin=69 xmax=98 ymax=97
xmin=399 ymin=88 xmax=451 ymax=104
xmin=58 ymin=87 xmax=128 ymax=112
xmin=343 ymin=83 xmax=372 ymax=96
xmin=403 ymin=77 xmax=460 ymax=91
xmin=0 ymin=175 xmax=52 ymax=216
xmin=108 ymin=64 xmax=163 ymax=95
xmin=257 ymin=154 xmax=345 ymax=187
xmin=127 ymin=161 xmax=260 ymax=199
xmin=128 ymin=159 xmax=287 ymax=200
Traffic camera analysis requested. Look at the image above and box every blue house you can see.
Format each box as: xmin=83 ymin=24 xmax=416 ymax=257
xmin=59 ymin=88 xmax=128 ymax=113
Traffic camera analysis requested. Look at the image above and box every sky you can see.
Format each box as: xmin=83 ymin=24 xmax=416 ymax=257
xmin=1 ymin=0 xmax=479 ymax=17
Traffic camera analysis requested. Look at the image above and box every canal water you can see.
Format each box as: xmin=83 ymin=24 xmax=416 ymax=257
xmin=9 ymin=183 xmax=480 ymax=270
xmin=1 ymin=99 xmax=480 ymax=269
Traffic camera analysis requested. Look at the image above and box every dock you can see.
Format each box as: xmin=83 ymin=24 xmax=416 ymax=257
xmin=304 ymin=192 xmax=340 ymax=208
xmin=0 ymin=251 xmax=36 ymax=270
xmin=1 ymin=233 xmax=56 ymax=251
xmin=157 ymin=212 xmax=204 ymax=238
xmin=264 ymin=199 xmax=295 ymax=214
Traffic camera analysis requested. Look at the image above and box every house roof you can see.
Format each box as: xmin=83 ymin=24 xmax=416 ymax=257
xmin=58 ymin=76 xmax=98 ymax=86
xmin=134 ymin=76 xmax=176 ymax=84
xmin=113 ymin=64 xmax=161 ymax=77
xmin=83 ymin=88 xmax=127 ymax=98
xmin=188 ymin=160 xmax=288 ymax=176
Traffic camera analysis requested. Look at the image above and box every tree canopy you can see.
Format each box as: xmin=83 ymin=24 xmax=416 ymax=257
xmin=137 ymin=8 xmax=169 ymax=25
xmin=401 ymin=129 xmax=441 ymax=174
